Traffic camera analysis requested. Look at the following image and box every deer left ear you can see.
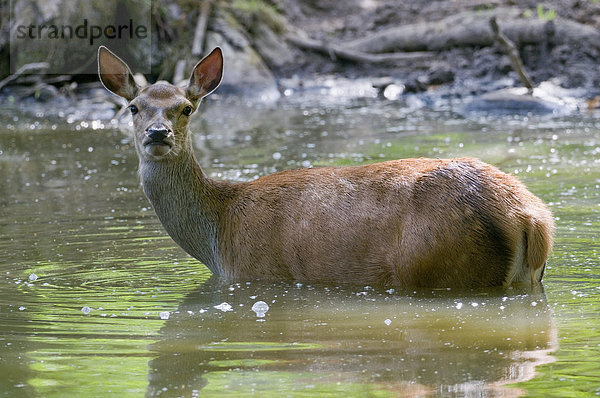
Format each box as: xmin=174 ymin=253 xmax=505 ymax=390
xmin=186 ymin=47 xmax=223 ymax=103
xmin=97 ymin=46 xmax=139 ymax=101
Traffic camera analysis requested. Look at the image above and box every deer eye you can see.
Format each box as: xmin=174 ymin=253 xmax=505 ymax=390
xmin=182 ymin=106 xmax=193 ymax=116
xmin=129 ymin=105 xmax=138 ymax=115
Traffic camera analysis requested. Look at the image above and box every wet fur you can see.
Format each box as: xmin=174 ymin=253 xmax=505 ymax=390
xmin=217 ymin=158 xmax=553 ymax=287
xmin=98 ymin=46 xmax=554 ymax=288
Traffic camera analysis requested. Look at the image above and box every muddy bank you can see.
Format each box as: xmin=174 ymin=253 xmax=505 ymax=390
xmin=0 ymin=0 xmax=599 ymax=118
xmin=277 ymin=0 xmax=600 ymax=91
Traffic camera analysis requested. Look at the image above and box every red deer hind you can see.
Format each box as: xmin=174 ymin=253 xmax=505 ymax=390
xmin=98 ymin=46 xmax=554 ymax=288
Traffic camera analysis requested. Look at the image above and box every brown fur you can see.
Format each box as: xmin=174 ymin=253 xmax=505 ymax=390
xmin=98 ymin=46 xmax=554 ymax=288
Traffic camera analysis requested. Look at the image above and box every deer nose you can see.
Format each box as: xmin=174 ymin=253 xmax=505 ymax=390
xmin=146 ymin=127 xmax=172 ymax=142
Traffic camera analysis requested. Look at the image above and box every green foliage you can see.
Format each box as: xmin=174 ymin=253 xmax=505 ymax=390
xmin=523 ymin=5 xmax=558 ymax=20
xmin=229 ymin=0 xmax=285 ymax=34
xmin=536 ymin=4 xmax=557 ymax=21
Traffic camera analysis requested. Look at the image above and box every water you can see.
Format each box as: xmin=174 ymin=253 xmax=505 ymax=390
xmin=1 ymin=97 xmax=599 ymax=397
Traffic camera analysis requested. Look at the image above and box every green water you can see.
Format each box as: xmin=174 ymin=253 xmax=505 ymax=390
xmin=0 ymin=98 xmax=599 ymax=397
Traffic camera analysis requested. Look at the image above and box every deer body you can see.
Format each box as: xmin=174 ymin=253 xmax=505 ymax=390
xmin=98 ymin=46 xmax=554 ymax=288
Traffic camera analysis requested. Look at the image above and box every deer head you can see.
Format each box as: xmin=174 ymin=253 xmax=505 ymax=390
xmin=97 ymin=46 xmax=223 ymax=161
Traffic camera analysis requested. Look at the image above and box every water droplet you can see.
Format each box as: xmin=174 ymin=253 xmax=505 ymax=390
xmin=18 ymin=306 xmax=26 ymax=311
xmin=160 ymin=311 xmax=170 ymax=320
xmin=455 ymin=302 xmax=463 ymax=309
xmin=272 ymin=152 xmax=282 ymax=160
xmin=28 ymin=273 xmax=38 ymax=281
xmin=214 ymin=302 xmax=233 ymax=312
xmin=384 ymin=318 xmax=392 ymax=326
xmin=81 ymin=306 xmax=93 ymax=314
xmin=251 ymin=301 xmax=269 ymax=318
xmin=383 ymin=84 xmax=405 ymax=100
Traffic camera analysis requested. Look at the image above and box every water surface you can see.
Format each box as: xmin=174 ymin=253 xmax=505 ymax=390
xmin=1 ymin=98 xmax=599 ymax=396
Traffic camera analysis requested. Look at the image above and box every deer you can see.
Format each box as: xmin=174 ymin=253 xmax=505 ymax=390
xmin=97 ymin=46 xmax=554 ymax=288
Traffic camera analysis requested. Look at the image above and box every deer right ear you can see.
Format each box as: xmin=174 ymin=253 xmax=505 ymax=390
xmin=97 ymin=46 xmax=139 ymax=101
xmin=186 ymin=47 xmax=223 ymax=103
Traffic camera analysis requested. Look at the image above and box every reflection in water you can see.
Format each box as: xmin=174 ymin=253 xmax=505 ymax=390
xmin=148 ymin=278 xmax=556 ymax=396
xmin=2 ymin=101 xmax=600 ymax=396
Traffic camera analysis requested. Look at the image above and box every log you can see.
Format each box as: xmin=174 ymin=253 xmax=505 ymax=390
xmin=285 ymin=34 xmax=435 ymax=64
xmin=342 ymin=8 xmax=600 ymax=54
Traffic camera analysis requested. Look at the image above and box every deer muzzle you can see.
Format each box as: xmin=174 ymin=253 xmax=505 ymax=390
xmin=143 ymin=126 xmax=175 ymax=157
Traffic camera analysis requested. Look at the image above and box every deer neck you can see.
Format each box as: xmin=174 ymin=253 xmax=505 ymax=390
xmin=138 ymin=144 xmax=224 ymax=275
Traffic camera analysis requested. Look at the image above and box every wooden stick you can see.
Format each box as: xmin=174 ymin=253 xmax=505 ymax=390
xmin=192 ymin=0 xmax=213 ymax=56
xmin=490 ymin=16 xmax=534 ymax=93
xmin=174 ymin=0 xmax=213 ymax=85
xmin=173 ymin=60 xmax=187 ymax=85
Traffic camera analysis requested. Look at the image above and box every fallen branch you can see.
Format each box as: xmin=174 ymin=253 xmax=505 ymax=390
xmin=490 ymin=16 xmax=534 ymax=93
xmin=0 ymin=62 xmax=49 ymax=91
xmin=174 ymin=0 xmax=213 ymax=85
xmin=286 ymin=34 xmax=435 ymax=64
xmin=173 ymin=60 xmax=187 ymax=86
xmin=342 ymin=8 xmax=600 ymax=54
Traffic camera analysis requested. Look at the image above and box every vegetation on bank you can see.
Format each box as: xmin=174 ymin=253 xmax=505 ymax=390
xmin=0 ymin=0 xmax=599 ymax=101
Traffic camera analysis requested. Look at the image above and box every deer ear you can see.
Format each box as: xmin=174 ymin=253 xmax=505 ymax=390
xmin=186 ymin=47 xmax=223 ymax=103
xmin=97 ymin=46 xmax=139 ymax=101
